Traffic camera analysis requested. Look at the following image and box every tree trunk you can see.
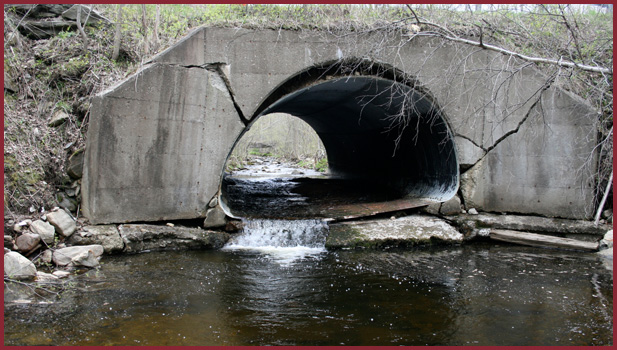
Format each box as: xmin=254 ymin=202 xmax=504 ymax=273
xmin=111 ymin=4 xmax=123 ymax=61
xmin=141 ymin=4 xmax=149 ymax=57
xmin=75 ymin=5 xmax=89 ymax=52
xmin=153 ymin=4 xmax=160 ymax=49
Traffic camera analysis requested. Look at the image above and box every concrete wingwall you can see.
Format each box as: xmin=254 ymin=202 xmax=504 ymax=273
xmin=82 ymin=27 xmax=599 ymax=224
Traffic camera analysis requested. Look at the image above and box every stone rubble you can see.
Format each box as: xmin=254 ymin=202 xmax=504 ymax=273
xmin=46 ymin=208 xmax=76 ymax=237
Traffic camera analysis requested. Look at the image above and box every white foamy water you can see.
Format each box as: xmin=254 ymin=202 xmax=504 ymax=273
xmin=222 ymin=219 xmax=329 ymax=263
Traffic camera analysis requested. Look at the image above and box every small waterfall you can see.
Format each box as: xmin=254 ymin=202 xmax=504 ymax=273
xmin=222 ymin=219 xmax=329 ymax=262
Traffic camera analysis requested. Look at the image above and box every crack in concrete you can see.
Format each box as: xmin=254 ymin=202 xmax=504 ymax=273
xmin=461 ymin=81 xmax=553 ymax=175
xmin=455 ymin=133 xmax=486 ymax=152
xmin=211 ymin=64 xmax=250 ymax=127
xmin=171 ymin=63 xmax=250 ymax=126
xmin=484 ymin=86 xmax=547 ymax=154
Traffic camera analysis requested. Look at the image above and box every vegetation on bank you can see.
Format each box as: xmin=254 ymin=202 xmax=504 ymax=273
xmin=4 ymin=4 xmax=612 ymax=218
xmin=225 ymin=113 xmax=328 ymax=174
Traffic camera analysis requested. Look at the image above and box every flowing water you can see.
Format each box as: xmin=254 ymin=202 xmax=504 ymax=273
xmin=4 ymin=221 xmax=613 ymax=346
xmin=4 ymin=161 xmax=613 ymax=345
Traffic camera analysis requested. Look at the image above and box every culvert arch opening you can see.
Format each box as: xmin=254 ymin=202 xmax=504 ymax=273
xmin=221 ymin=67 xmax=458 ymax=220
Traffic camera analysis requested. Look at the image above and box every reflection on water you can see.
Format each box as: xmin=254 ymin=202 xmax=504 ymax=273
xmin=4 ymin=243 xmax=613 ymax=346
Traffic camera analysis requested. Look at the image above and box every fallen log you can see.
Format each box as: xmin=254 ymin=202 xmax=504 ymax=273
xmin=490 ymin=229 xmax=599 ymax=252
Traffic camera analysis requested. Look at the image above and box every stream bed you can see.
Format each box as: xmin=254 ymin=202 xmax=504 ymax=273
xmin=5 ymin=158 xmax=613 ymax=345
xmin=4 ymin=242 xmax=613 ymax=346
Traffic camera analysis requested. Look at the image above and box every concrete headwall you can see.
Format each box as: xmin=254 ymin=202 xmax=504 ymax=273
xmin=82 ymin=27 xmax=598 ymax=224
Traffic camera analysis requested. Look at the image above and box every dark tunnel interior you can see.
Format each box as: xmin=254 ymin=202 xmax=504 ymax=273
xmin=221 ymin=76 xmax=459 ymax=219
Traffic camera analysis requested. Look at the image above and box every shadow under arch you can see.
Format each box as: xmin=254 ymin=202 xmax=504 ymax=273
xmin=222 ymin=59 xmax=459 ymax=220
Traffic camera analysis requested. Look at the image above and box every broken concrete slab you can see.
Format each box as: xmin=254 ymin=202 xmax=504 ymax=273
xmin=490 ymin=229 xmax=599 ymax=252
xmin=118 ymin=224 xmax=230 ymax=253
xmin=448 ymin=213 xmax=609 ymax=241
xmin=69 ymin=225 xmax=124 ymax=254
xmin=326 ymin=215 xmax=463 ymax=249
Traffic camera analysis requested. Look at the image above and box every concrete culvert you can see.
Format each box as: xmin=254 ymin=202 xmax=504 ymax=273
xmin=222 ymin=76 xmax=459 ymax=219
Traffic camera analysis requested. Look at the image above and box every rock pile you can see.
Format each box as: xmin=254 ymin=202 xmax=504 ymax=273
xmin=4 ymin=207 xmax=231 ymax=283
xmin=3 ymin=207 xmax=104 ymax=281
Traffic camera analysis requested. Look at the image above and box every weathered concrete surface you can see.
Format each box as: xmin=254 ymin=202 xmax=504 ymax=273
xmin=82 ymin=63 xmax=244 ymax=224
xmin=490 ymin=229 xmax=599 ymax=252
xmin=83 ymin=27 xmax=599 ymax=224
xmin=460 ymin=87 xmax=598 ymax=219
xmin=326 ymin=215 xmax=463 ymax=249
xmin=118 ymin=224 xmax=230 ymax=253
xmin=448 ymin=213 xmax=610 ymax=241
xmin=68 ymin=225 xmax=124 ymax=253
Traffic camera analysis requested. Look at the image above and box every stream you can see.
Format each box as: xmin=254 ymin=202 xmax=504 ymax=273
xmin=4 ymin=158 xmax=613 ymax=346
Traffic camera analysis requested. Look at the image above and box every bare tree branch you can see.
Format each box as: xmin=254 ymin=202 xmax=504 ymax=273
xmin=414 ymin=24 xmax=612 ymax=74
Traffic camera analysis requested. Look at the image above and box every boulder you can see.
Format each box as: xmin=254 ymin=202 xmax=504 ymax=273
xmin=46 ymin=209 xmax=76 ymax=237
xmin=440 ymin=195 xmax=462 ymax=215
xmin=30 ymin=220 xmax=55 ymax=244
xmin=69 ymin=225 xmax=124 ymax=253
xmin=326 ymin=215 xmax=463 ymax=249
xmin=66 ymin=149 xmax=84 ymax=179
xmin=15 ymin=233 xmax=41 ymax=253
xmin=18 ymin=20 xmax=76 ymax=39
xmin=52 ymin=245 xmax=104 ymax=266
xmin=4 ymin=251 xmax=37 ymax=280
xmin=420 ymin=202 xmax=440 ymax=215
xmin=8 ymin=4 xmax=72 ymax=18
xmin=71 ymin=249 xmax=100 ymax=268
xmin=600 ymin=230 xmax=613 ymax=250
xmin=61 ymin=5 xmax=112 ymax=25
xmin=48 ymin=110 xmax=70 ymax=127
xmin=56 ymin=192 xmax=78 ymax=212
xmin=119 ymin=224 xmax=230 ymax=253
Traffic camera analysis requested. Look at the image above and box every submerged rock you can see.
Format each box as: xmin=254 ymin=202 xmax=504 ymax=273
xmin=36 ymin=271 xmax=59 ymax=283
xmin=326 ymin=215 xmax=463 ymax=249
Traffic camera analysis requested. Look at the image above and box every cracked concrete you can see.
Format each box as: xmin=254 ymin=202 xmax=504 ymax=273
xmin=82 ymin=62 xmax=245 ymax=224
xmin=83 ymin=27 xmax=599 ymax=224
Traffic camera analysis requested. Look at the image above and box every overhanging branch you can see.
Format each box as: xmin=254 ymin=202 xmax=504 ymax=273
xmin=410 ymin=20 xmax=612 ymax=75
